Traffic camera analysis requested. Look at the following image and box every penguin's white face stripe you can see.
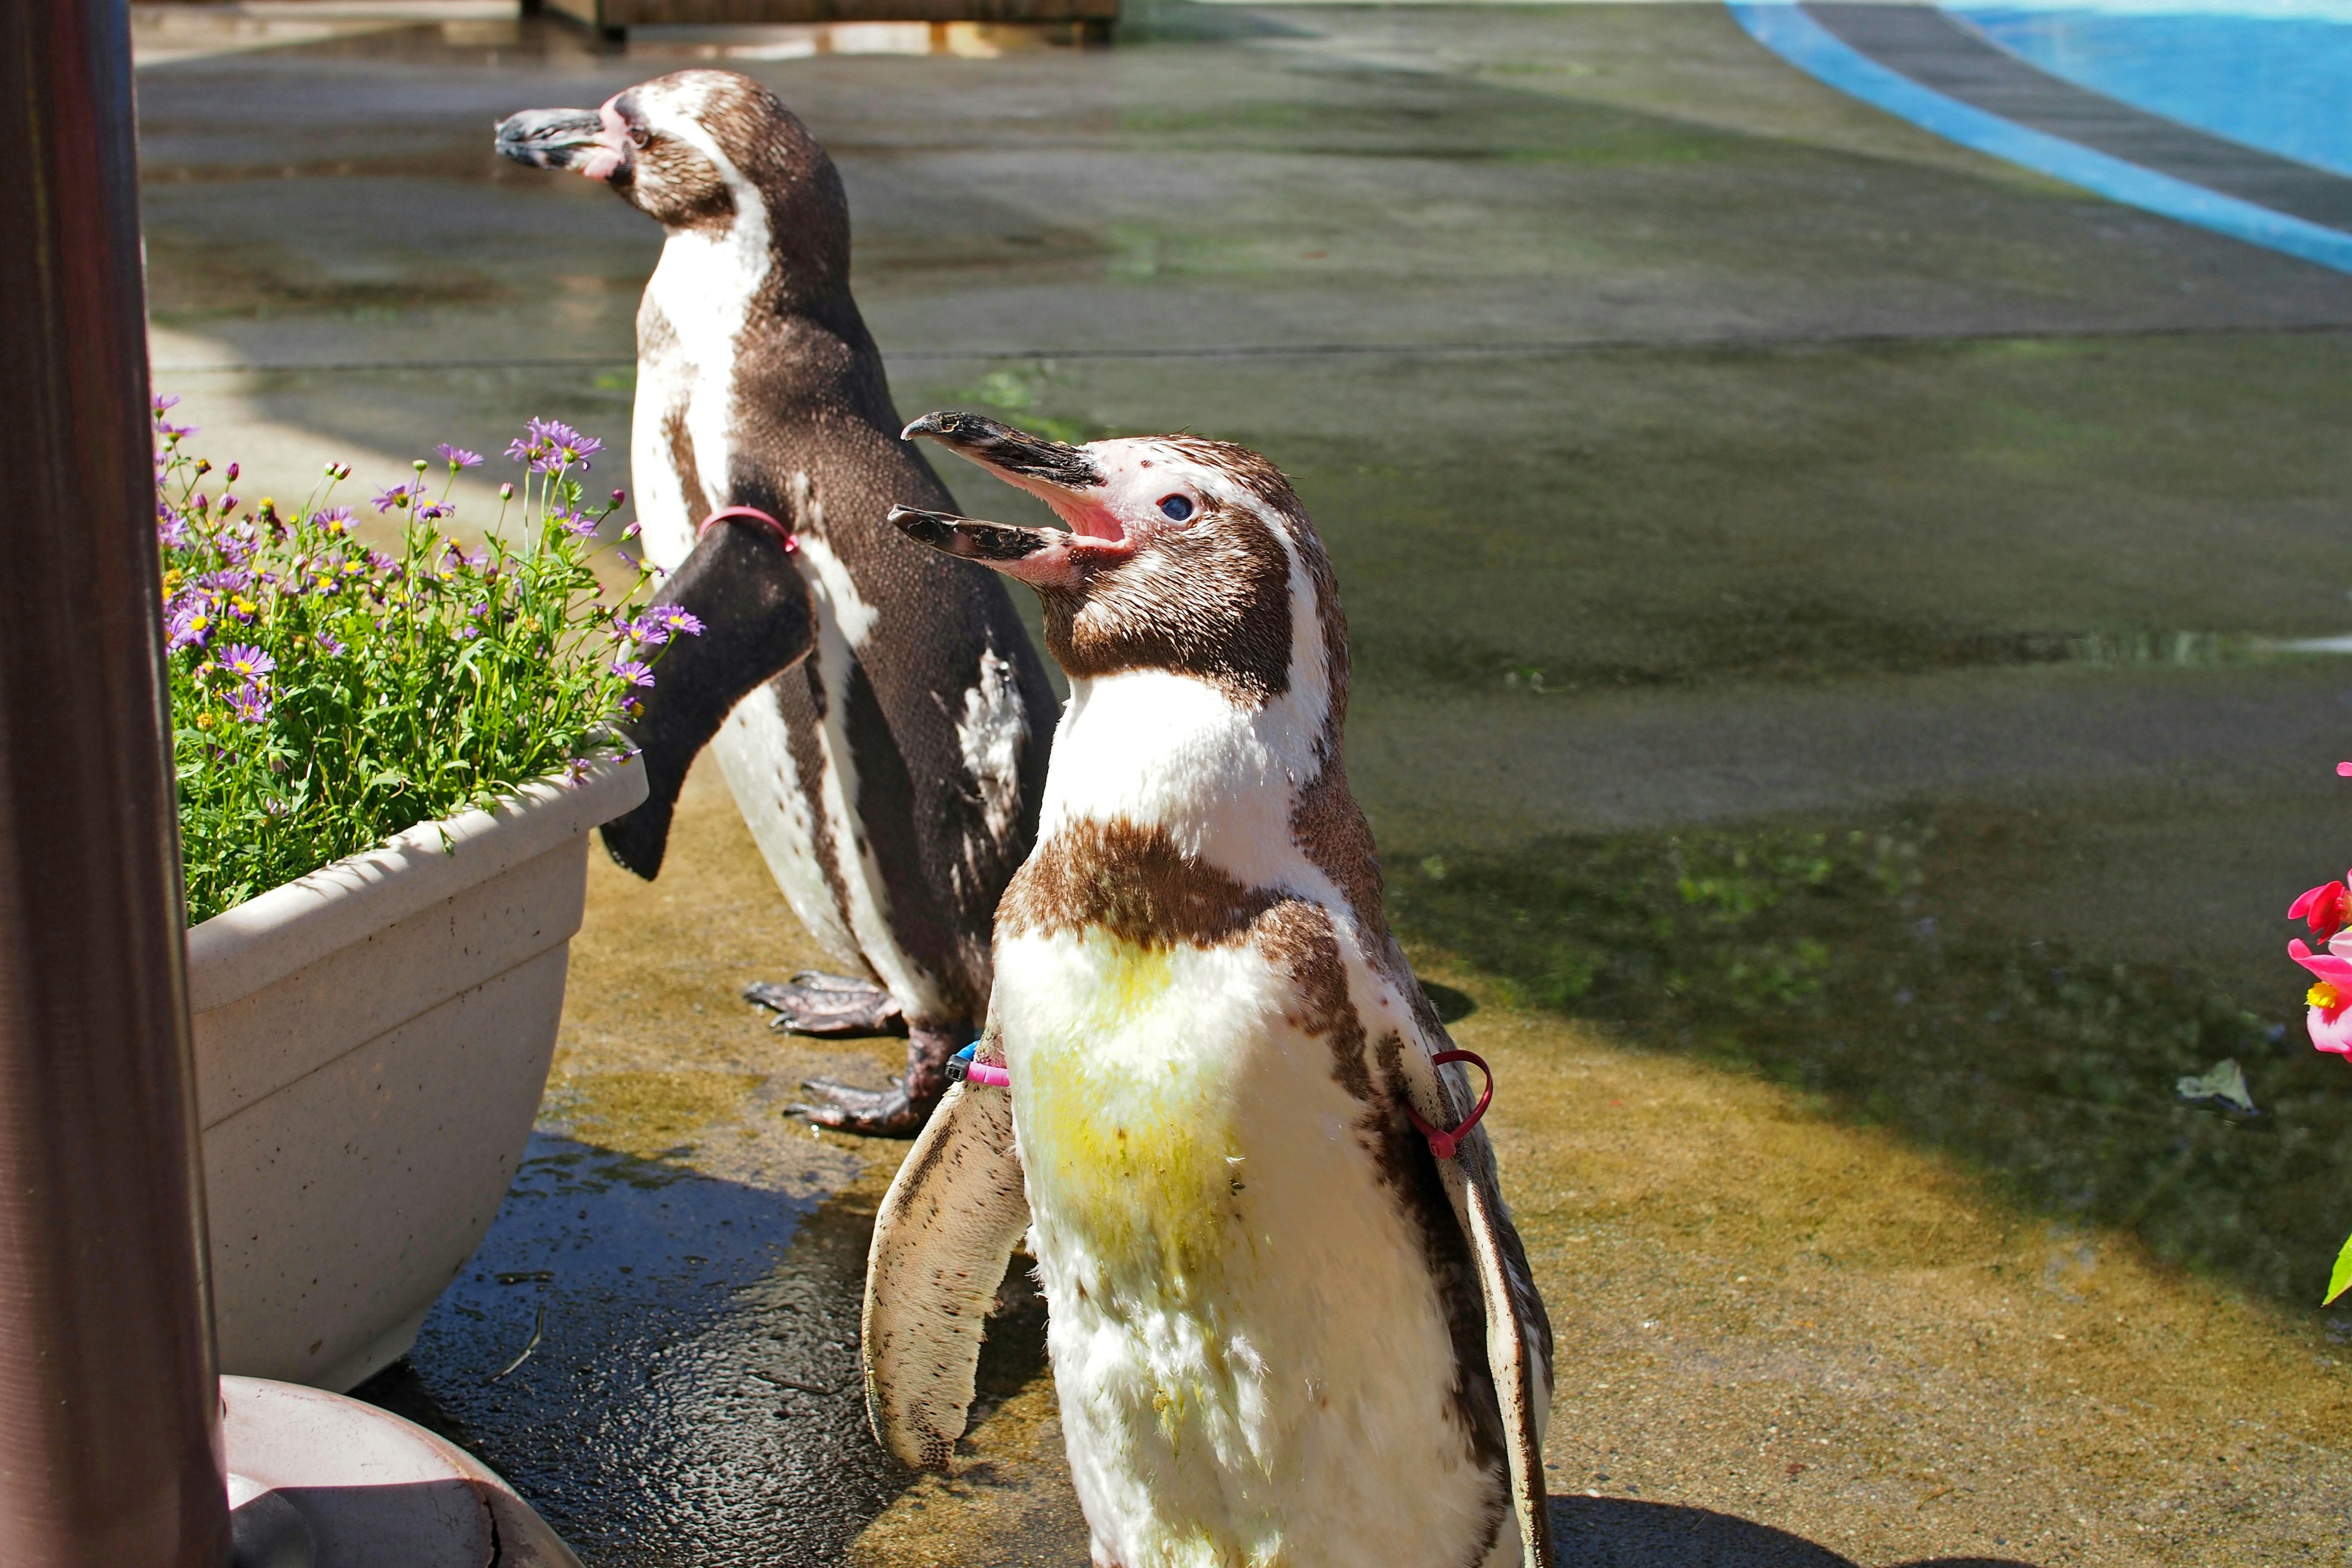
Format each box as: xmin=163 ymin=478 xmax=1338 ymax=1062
xmin=901 ymin=422 xmax=1343 ymax=720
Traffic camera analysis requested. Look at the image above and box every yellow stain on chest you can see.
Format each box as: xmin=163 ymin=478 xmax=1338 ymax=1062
xmin=1014 ymin=930 xmax=1252 ymax=1300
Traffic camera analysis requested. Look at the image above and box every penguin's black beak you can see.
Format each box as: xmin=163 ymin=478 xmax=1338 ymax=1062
xmin=888 ymin=506 xmax=1062 ymax=567
xmin=901 ymin=412 xmax=1102 ymax=492
xmin=494 ymin=106 xmax=619 ymax=176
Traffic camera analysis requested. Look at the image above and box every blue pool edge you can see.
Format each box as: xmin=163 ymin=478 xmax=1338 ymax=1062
xmin=1727 ymin=0 xmax=2352 ymax=276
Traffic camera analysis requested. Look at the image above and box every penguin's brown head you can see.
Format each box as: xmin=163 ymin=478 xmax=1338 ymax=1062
xmin=895 ymin=412 xmax=1341 ymax=708
xmin=496 ymin=70 xmax=846 ymax=267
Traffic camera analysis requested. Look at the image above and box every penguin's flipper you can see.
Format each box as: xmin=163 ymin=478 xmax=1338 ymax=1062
xmin=861 ymin=1061 xmax=1029 ymax=1470
xmin=599 ymin=514 xmax=813 ymax=880
xmin=1393 ymin=983 xmax=1556 ymax=1568
xmin=1444 ymin=1137 xmax=1556 ymax=1568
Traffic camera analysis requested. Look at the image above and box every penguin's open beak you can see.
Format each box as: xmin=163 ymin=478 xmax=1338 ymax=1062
xmin=897 ymin=411 xmax=1122 ymax=588
xmin=494 ymin=104 xmax=628 ymax=180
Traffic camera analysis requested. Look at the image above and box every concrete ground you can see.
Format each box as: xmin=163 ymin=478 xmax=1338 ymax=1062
xmin=135 ymin=2 xmax=2352 ymax=1562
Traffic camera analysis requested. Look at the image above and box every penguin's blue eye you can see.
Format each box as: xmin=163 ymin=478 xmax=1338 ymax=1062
xmin=1158 ymin=494 xmax=1195 ymax=522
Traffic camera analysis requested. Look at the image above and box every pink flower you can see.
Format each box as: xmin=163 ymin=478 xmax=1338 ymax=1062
xmin=2290 ymin=880 xmax=2351 ymax=941
xmin=2287 ymin=934 xmax=2352 ymax=1058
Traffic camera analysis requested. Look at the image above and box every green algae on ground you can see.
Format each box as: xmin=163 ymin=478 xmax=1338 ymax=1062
xmin=1387 ymin=820 xmax=2352 ymax=1311
xmin=540 ymin=1070 xmax=767 ymax=1163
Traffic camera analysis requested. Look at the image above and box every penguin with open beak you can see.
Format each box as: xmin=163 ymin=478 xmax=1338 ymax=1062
xmin=862 ymin=413 xmax=1557 ymax=1568
xmin=494 ymin=74 xmax=1059 ymax=1135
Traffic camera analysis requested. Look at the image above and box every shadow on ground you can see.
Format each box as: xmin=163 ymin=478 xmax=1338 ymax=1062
xmin=358 ymin=1134 xmax=908 ymax=1564
xmin=1553 ymin=1496 xmax=2038 ymax=1567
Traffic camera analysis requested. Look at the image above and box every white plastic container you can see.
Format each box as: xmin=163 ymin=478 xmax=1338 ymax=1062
xmin=187 ymin=758 xmax=646 ymax=1392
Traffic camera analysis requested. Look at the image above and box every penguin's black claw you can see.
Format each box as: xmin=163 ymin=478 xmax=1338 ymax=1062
xmin=786 ymin=1079 xmax=930 ymax=1137
xmin=744 ymin=973 xmax=905 ymax=1036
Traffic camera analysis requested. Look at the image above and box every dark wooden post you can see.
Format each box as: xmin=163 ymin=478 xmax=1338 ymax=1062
xmin=0 ymin=2 xmax=233 ymax=1564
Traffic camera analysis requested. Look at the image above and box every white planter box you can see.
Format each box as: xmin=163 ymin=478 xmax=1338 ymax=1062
xmin=187 ymin=758 xmax=647 ymax=1393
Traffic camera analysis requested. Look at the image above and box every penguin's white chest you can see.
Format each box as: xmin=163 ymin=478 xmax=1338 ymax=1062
xmin=997 ymin=925 xmax=1506 ymax=1568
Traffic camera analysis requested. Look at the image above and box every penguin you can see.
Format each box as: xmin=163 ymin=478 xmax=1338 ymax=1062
xmin=861 ymin=412 xmax=1556 ymax=1568
xmin=493 ymin=73 xmax=1059 ymax=1134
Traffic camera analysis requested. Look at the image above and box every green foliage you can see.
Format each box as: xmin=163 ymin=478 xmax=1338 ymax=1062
xmin=1388 ymin=822 xmax=2352 ymax=1306
xmin=956 ymin=364 xmax=1109 ymax=447
xmin=156 ymin=407 xmax=676 ymax=923
xmin=2328 ymin=1234 xmax=2352 ymax=1306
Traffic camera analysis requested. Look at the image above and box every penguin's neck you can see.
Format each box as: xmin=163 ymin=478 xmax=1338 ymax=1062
xmin=644 ymin=187 xmax=776 ymax=370
xmin=1039 ymin=662 xmax=1335 ymax=889
xmin=636 ymin=213 xmax=875 ymax=568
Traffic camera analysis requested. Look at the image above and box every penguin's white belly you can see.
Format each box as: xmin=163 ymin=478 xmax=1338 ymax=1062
xmin=709 ymin=687 xmax=865 ymax=971
xmin=998 ymin=926 xmax=1504 ymax=1568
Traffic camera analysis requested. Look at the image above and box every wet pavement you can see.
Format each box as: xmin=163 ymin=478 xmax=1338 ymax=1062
xmin=135 ymin=2 xmax=2352 ymax=1562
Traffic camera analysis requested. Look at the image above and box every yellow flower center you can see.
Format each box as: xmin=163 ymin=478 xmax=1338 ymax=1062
xmin=2310 ymin=981 xmax=2342 ymax=1012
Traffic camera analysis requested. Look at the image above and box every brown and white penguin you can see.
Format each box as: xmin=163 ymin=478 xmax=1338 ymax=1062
xmin=861 ymin=413 xmax=1556 ymax=1568
xmin=494 ymin=73 xmax=1058 ymax=1133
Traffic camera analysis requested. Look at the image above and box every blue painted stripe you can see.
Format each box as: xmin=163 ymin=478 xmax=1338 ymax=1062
xmin=1728 ymin=0 xmax=2352 ymax=274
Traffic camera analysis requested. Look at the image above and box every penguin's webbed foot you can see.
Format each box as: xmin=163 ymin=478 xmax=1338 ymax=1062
xmin=744 ymin=971 xmax=905 ymax=1036
xmin=784 ymin=1023 xmax=965 ymax=1138
xmin=786 ymin=1078 xmax=929 ymax=1137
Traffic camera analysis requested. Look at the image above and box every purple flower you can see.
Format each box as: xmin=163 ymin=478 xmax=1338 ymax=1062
xmin=508 ymin=418 xmax=604 ymax=475
xmin=198 ymin=568 xmax=250 ymax=595
xmin=365 ymin=551 xmax=398 ymax=575
xmin=166 ymin=603 xmax=213 ymax=653
xmin=435 ymin=443 xmax=484 ymax=470
xmin=627 ymin=605 xmax=704 ymax=647
xmin=157 ymin=514 xmax=191 ymax=551
xmin=226 ymin=682 xmax=271 ymax=724
xmin=557 ymin=507 xmax=598 ymax=539
xmin=315 ymin=629 xmax=344 ymax=656
xmin=372 ymin=482 xmax=419 ymax=513
xmin=564 ymin=756 xmax=597 ymax=786
xmin=219 ymin=644 xmax=275 ymax=681
xmin=311 ymin=506 xmax=353 ymax=533
xmin=610 ymin=658 xmax=655 ymax=688
xmin=621 ymin=521 xmax=642 ymax=539
xmin=153 ymin=393 xmax=181 ymax=414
